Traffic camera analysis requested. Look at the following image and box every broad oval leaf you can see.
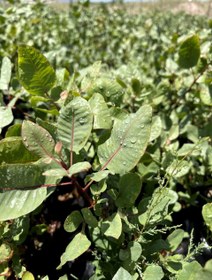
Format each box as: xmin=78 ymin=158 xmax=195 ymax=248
xmin=98 ymin=105 xmax=152 ymax=174
xmin=0 ymin=136 xmax=39 ymax=164
xmin=0 ymin=57 xmax=12 ymax=90
xmin=57 ymin=97 xmax=93 ymax=153
xmin=89 ymin=93 xmax=112 ymax=129
xmin=22 ymin=120 xmax=55 ymax=159
xmin=112 ymin=267 xmax=132 ymax=280
xmin=81 ymin=208 xmax=98 ymax=228
xmin=0 ymin=163 xmax=47 ymax=190
xmin=57 ymin=232 xmax=91 ymax=269
xmin=143 ymin=264 xmax=164 ymax=280
xmin=102 ymin=212 xmax=122 ymax=239
xmin=64 ymin=210 xmax=83 ymax=233
xmin=68 ymin=162 xmax=91 ymax=177
xmin=178 ymin=35 xmax=200 ymax=69
xmin=0 ymin=106 xmax=13 ymax=130
xmin=202 ymin=203 xmax=212 ymax=232
xmin=116 ymin=173 xmax=141 ymax=208
xmin=17 ymin=45 xmax=56 ymax=95
xmin=0 ymin=188 xmax=47 ymax=221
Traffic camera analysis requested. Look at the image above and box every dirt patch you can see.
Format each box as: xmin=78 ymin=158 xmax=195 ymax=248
xmin=173 ymin=2 xmax=208 ymax=15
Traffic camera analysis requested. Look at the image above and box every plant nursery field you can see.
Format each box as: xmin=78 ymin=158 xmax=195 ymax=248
xmin=0 ymin=0 xmax=212 ymax=280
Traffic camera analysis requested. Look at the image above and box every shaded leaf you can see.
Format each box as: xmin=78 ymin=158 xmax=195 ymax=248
xmin=202 ymin=203 xmax=212 ymax=232
xmin=81 ymin=208 xmax=98 ymax=228
xmin=116 ymin=173 xmax=141 ymax=208
xmin=64 ymin=210 xmax=83 ymax=233
xmin=178 ymin=35 xmax=200 ymax=69
xmin=102 ymin=212 xmax=122 ymax=239
xmin=0 ymin=137 xmax=39 ymax=164
xmin=89 ymin=93 xmax=112 ymax=129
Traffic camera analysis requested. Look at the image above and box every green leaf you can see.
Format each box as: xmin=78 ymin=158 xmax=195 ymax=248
xmin=0 ymin=106 xmax=13 ymax=131
xmin=166 ymin=229 xmax=185 ymax=251
xmin=128 ymin=241 xmax=142 ymax=262
xmin=0 ymin=137 xmax=39 ymax=164
xmin=22 ymin=120 xmax=55 ymax=159
xmin=98 ymin=105 xmax=152 ymax=175
xmin=0 ymin=163 xmax=48 ymax=190
xmin=88 ymin=170 xmax=111 ymax=182
xmin=143 ymin=264 xmax=164 ymax=280
xmin=64 ymin=210 xmax=83 ymax=233
xmin=17 ymin=45 xmax=56 ymax=95
xmin=166 ymin=160 xmax=190 ymax=178
xmin=150 ymin=116 xmax=162 ymax=142
xmin=69 ymin=162 xmax=91 ymax=177
xmin=116 ymin=173 xmax=141 ymax=208
xmin=176 ymin=261 xmax=202 ymax=280
xmin=0 ymin=188 xmax=47 ymax=221
xmin=57 ymin=232 xmax=91 ymax=269
xmin=112 ymin=267 xmax=132 ymax=280
xmin=89 ymin=93 xmax=112 ymax=129
xmin=202 ymin=203 xmax=212 ymax=232
xmin=57 ymin=97 xmax=93 ymax=153
xmin=5 ymin=123 xmax=22 ymax=137
xmin=0 ymin=243 xmax=12 ymax=262
xmin=0 ymin=57 xmax=12 ymax=90
xmin=43 ymin=168 xmax=67 ymax=178
xmin=178 ymin=35 xmax=200 ymax=69
xmin=102 ymin=212 xmax=122 ymax=239
xmin=22 ymin=271 xmax=35 ymax=280
xmin=81 ymin=208 xmax=98 ymax=228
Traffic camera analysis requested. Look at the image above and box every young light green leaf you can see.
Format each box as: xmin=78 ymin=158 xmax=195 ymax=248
xmin=166 ymin=229 xmax=185 ymax=251
xmin=116 ymin=173 xmax=141 ymax=208
xmin=57 ymin=97 xmax=93 ymax=153
xmin=128 ymin=241 xmax=142 ymax=262
xmin=143 ymin=264 xmax=164 ymax=280
xmin=43 ymin=168 xmax=67 ymax=178
xmin=178 ymin=35 xmax=200 ymax=69
xmin=0 ymin=106 xmax=13 ymax=131
xmin=150 ymin=116 xmax=162 ymax=142
xmin=22 ymin=271 xmax=35 ymax=280
xmin=22 ymin=120 xmax=55 ymax=159
xmin=89 ymin=93 xmax=112 ymax=129
xmin=64 ymin=210 xmax=83 ymax=233
xmin=17 ymin=45 xmax=56 ymax=95
xmin=0 ymin=57 xmax=12 ymax=90
xmin=81 ymin=208 xmax=98 ymax=228
xmin=98 ymin=105 xmax=152 ymax=175
xmin=57 ymin=232 xmax=91 ymax=269
xmin=112 ymin=267 xmax=132 ymax=280
xmin=88 ymin=170 xmax=111 ymax=182
xmin=202 ymin=203 xmax=212 ymax=232
xmin=102 ymin=212 xmax=122 ymax=239
xmin=68 ymin=162 xmax=91 ymax=177
xmin=176 ymin=261 xmax=202 ymax=280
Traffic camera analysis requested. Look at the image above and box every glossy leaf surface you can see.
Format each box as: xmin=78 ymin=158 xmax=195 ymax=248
xmin=98 ymin=105 xmax=152 ymax=174
xmin=57 ymin=97 xmax=93 ymax=153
